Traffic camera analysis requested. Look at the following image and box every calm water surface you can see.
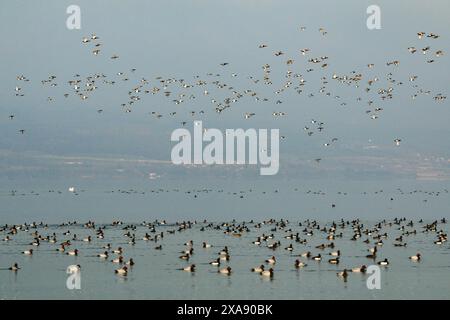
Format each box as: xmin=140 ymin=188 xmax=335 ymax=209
xmin=0 ymin=219 xmax=449 ymax=299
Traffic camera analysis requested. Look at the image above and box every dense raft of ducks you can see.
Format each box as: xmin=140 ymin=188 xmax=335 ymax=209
xmin=1 ymin=218 xmax=447 ymax=282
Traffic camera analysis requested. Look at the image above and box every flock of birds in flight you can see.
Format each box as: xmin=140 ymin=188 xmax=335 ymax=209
xmin=9 ymin=27 xmax=447 ymax=157
xmin=1 ymin=217 xmax=447 ymax=281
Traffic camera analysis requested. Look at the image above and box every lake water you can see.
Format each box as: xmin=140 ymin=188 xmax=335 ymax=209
xmin=0 ymin=219 xmax=449 ymax=299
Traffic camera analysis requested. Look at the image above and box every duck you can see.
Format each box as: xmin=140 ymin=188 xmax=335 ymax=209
xmin=312 ymin=254 xmax=322 ymax=261
xmin=97 ymin=251 xmax=108 ymax=259
xmin=394 ymin=243 xmax=407 ymax=247
xmin=112 ymin=247 xmax=123 ymax=254
xmin=202 ymin=242 xmax=212 ymax=248
xmin=260 ymin=268 xmax=274 ymax=277
xmin=328 ymin=257 xmax=340 ymax=264
xmin=22 ymin=249 xmax=33 ymax=255
xmin=330 ymin=250 xmax=341 ymax=257
xmin=219 ymin=254 xmax=230 ymax=261
xmin=8 ymin=263 xmax=20 ymax=271
xmin=142 ymin=233 xmax=151 ymax=241
xmin=267 ymin=241 xmax=280 ymax=249
xmin=66 ymin=249 xmax=79 ymax=256
xmin=337 ymin=269 xmax=348 ymax=279
xmin=115 ymin=266 xmax=128 ymax=276
xmin=209 ymin=258 xmax=220 ymax=266
xmin=183 ymin=264 xmax=196 ymax=272
xmin=299 ymin=251 xmax=311 ymax=258
xmin=251 ymin=265 xmax=264 ymax=273
xmin=366 ymin=252 xmax=377 ymax=259
xmin=179 ymin=251 xmax=191 ymax=260
xmin=67 ymin=264 xmax=81 ymax=273
xmin=377 ymin=258 xmax=389 ymax=266
xmin=351 ymin=265 xmax=367 ymax=273
xmin=111 ymin=256 xmax=123 ymax=264
xmin=180 ymin=248 xmax=194 ymax=255
xmin=219 ymin=266 xmax=232 ymax=275
xmin=294 ymin=259 xmax=307 ymax=268
xmin=218 ymin=247 xmax=229 ymax=255
xmin=265 ymin=256 xmax=276 ymax=264
xmin=125 ymin=258 xmax=135 ymax=266
xmin=409 ymin=253 xmax=421 ymax=261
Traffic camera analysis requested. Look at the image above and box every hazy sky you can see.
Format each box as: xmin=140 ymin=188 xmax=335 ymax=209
xmin=1 ymin=0 xmax=449 ymax=221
